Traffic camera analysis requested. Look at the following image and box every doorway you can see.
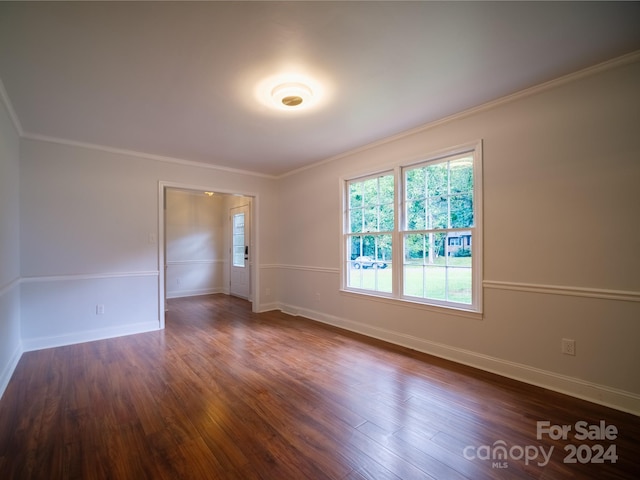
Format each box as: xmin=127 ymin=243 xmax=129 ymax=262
xmin=158 ymin=182 xmax=257 ymax=328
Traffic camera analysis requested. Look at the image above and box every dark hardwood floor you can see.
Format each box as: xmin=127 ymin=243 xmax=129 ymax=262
xmin=0 ymin=294 xmax=638 ymax=479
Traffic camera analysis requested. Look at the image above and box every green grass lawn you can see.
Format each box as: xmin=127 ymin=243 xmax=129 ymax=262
xmin=348 ymin=258 xmax=472 ymax=304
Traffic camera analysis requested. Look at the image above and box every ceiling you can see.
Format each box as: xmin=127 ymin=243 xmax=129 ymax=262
xmin=1 ymin=2 xmax=639 ymax=177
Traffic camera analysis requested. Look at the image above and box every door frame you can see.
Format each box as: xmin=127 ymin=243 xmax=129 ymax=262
xmin=158 ymin=181 xmax=259 ymax=329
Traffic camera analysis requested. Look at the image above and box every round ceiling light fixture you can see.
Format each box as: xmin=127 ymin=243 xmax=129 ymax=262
xmin=271 ymin=82 xmax=313 ymax=109
xmin=253 ymin=72 xmax=326 ymax=113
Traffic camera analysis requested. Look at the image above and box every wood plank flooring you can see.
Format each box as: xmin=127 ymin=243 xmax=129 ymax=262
xmin=0 ymin=294 xmax=638 ymax=479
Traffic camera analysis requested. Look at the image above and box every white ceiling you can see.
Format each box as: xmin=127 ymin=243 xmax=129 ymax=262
xmin=1 ymin=2 xmax=639 ymax=177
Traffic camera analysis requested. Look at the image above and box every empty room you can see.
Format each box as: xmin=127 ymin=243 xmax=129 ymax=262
xmin=1 ymin=2 xmax=639 ymax=479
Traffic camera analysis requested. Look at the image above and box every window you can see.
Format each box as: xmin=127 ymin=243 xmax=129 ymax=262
xmin=342 ymin=143 xmax=482 ymax=312
xmin=346 ymin=173 xmax=394 ymax=293
xmin=232 ymin=213 xmax=245 ymax=267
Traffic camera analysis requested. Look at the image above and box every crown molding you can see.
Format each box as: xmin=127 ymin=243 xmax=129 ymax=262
xmin=278 ymin=50 xmax=640 ymax=179
xmin=0 ymin=77 xmax=24 ymax=136
xmin=0 ymin=77 xmax=270 ymax=178
xmin=20 ymin=132 xmax=277 ymax=180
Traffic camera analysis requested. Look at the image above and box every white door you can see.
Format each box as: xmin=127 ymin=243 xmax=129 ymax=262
xmin=229 ymin=205 xmax=251 ymax=299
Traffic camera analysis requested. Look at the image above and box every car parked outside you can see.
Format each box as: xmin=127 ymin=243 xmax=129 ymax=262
xmin=352 ymin=256 xmax=388 ymax=269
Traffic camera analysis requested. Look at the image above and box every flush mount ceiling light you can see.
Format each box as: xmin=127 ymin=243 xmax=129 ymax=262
xmin=254 ymin=72 xmax=326 ymax=113
xmin=271 ymin=82 xmax=313 ymax=109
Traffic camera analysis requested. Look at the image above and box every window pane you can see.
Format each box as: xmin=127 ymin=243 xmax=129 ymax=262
xmin=427 ymin=196 xmax=448 ymax=229
xmin=403 ymin=264 xmax=424 ymax=297
xmin=404 ymin=232 xmax=452 ymax=300
xmin=406 ymin=199 xmax=425 ymax=230
xmin=348 ymin=174 xmax=394 ymax=234
xmin=426 ymin=163 xmax=448 ymax=196
xmin=404 ymin=234 xmax=425 ymax=296
xmin=364 ymin=206 xmax=378 ymax=232
xmin=406 ymin=157 xmax=475 ymax=231
xmin=447 ymin=266 xmax=472 ymax=304
xmin=431 ymin=232 xmax=447 ymax=263
xmin=347 ymin=263 xmax=393 ymax=292
xmin=232 ymin=213 xmax=245 ymax=267
xmin=450 ymin=194 xmax=473 ymax=228
xmin=362 ymin=235 xmax=377 ymax=257
xmin=405 ymin=168 xmax=425 ymax=200
xmin=349 ymin=208 xmax=363 ymax=233
xmin=348 ymin=235 xmax=364 ymax=261
xmin=347 ymin=234 xmax=392 ymax=293
xmin=405 ymin=158 xmax=475 ymax=230
xmin=379 ymin=174 xmax=394 ymax=204
xmin=363 ymin=178 xmax=379 ymax=206
xmin=233 ymin=246 xmax=245 ymax=268
xmin=348 ymin=264 xmax=365 ymax=289
xmin=403 ymin=232 xmax=473 ymax=303
xmin=446 ymin=231 xmax=472 ymax=303
xmin=380 ymin=203 xmax=394 ymax=231
xmin=233 ymin=213 xmax=244 ymax=233
xmin=425 ymin=265 xmax=446 ymax=300
xmin=349 ymin=183 xmax=363 ymax=209
xmin=445 ymin=231 xmax=472 ymax=260
xmin=449 ymin=157 xmax=473 ymax=194
xmin=404 ymin=234 xmax=426 ymax=263
xmin=375 ymin=234 xmax=392 ymax=263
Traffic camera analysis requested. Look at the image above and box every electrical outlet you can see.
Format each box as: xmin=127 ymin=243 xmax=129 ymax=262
xmin=315 ymin=292 xmax=321 ymax=302
xmin=561 ymin=338 xmax=576 ymax=356
xmin=96 ymin=304 xmax=105 ymax=315
xmin=265 ymin=288 xmax=271 ymax=296
xmin=176 ymin=277 xmax=181 ymax=285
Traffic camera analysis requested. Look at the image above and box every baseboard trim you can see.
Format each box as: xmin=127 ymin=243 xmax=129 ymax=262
xmin=166 ymin=259 xmax=225 ymax=266
xmin=0 ymin=342 xmax=23 ymax=401
xmin=279 ymin=303 xmax=640 ymax=417
xmin=22 ymin=321 xmax=161 ymax=352
xmin=256 ymin=301 xmax=282 ymax=313
xmin=167 ymin=287 xmax=225 ymax=299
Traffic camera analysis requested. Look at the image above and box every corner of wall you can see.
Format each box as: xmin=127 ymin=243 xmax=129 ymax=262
xmin=0 ymin=79 xmax=23 ymax=399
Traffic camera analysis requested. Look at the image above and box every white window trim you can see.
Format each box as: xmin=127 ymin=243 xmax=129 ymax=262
xmin=340 ymin=140 xmax=483 ymax=315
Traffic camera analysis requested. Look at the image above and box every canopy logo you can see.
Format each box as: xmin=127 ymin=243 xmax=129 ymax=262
xmin=462 ymin=440 xmax=553 ymax=469
xmin=463 ymin=420 xmax=619 ymax=469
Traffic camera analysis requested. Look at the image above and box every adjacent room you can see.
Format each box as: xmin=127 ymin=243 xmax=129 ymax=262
xmin=1 ymin=2 xmax=639 ymax=478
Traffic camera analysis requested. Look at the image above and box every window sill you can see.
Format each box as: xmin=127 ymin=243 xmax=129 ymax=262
xmin=339 ymin=288 xmax=484 ymax=321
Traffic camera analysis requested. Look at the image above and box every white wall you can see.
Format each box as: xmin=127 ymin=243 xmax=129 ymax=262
xmin=165 ymin=189 xmax=225 ymax=298
xmin=19 ymin=139 xmax=279 ymax=350
xmin=276 ymin=58 xmax=640 ymax=414
xmin=0 ymin=91 xmax=22 ymax=397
